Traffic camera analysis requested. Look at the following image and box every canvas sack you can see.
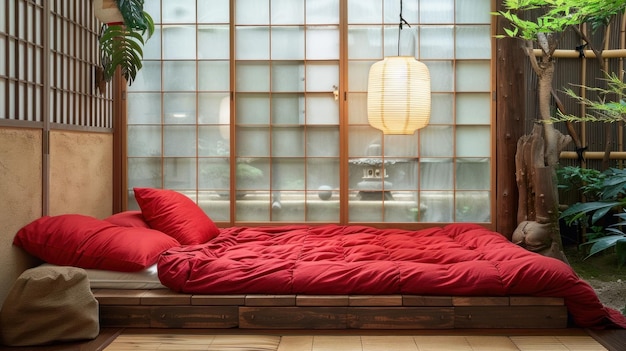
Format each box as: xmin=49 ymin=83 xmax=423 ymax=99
xmin=0 ymin=266 xmax=99 ymax=346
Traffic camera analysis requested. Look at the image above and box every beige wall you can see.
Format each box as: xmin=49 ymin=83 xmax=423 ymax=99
xmin=0 ymin=128 xmax=113 ymax=308
xmin=0 ymin=127 xmax=44 ymax=308
xmin=49 ymin=131 xmax=113 ymax=218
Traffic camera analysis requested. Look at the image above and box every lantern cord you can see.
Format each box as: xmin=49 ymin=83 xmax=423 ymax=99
xmin=398 ymin=0 xmax=411 ymax=56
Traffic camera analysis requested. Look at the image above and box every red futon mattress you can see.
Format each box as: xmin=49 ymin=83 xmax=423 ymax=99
xmin=158 ymin=223 xmax=626 ymax=329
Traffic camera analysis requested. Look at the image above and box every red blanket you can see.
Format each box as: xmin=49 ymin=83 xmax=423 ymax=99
xmin=158 ymin=223 xmax=626 ymax=329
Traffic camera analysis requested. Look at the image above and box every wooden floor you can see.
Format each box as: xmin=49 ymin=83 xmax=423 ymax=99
xmin=2 ymin=328 xmax=625 ymax=351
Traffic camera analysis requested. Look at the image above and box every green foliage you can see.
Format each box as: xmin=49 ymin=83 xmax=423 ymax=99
xmin=557 ymin=166 xmax=604 ymax=200
xmin=493 ymin=0 xmax=581 ymax=41
xmin=554 ymin=71 xmax=626 ymax=124
xmin=99 ymin=1 xmax=154 ymax=85
xmin=560 ymin=167 xmax=626 ymax=226
xmin=579 ymin=210 xmax=626 ymax=262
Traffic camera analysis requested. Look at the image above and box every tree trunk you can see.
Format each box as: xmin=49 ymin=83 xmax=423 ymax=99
xmin=512 ymin=50 xmax=572 ymax=264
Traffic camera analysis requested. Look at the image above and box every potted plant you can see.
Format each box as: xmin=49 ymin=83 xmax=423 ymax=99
xmin=93 ymin=0 xmax=154 ymax=86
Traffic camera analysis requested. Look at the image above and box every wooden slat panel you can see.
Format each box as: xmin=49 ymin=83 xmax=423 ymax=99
xmin=150 ymin=306 xmax=238 ymax=328
xmin=349 ymin=295 xmax=403 ymax=306
xmin=245 ymin=295 xmax=296 ymax=306
xmin=296 ymin=295 xmax=350 ymax=306
xmin=509 ymin=296 xmax=564 ymax=306
xmin=453 ymin=297 xmax=509 ymax=306
xmin=192 ymin=294 xmax=246 ymax=306
xmin=93 ymin=289 xmax=146 ymax=305
xmin=403 ymin=295 xmax=453 ymax=306
xmin=99 ymin=305 xmax=152 ymax=328
xmin=141 ymin=290 xmax=192 ymax=305
xmin=239 ymin=307 xmax=348 ymax=329
xmin=347 ymin=307 xmax=454 ymax=329
xmin=454 ymin=306 xmax=568 ymax=329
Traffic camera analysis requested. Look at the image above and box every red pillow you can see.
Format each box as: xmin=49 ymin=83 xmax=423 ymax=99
xmin=13 ymin=214 xmax=180 ymax=272
xmin=104 ymin=210 xmax=150 ymax=228
xmin=133 ymin=187 xmax=220 ymax=244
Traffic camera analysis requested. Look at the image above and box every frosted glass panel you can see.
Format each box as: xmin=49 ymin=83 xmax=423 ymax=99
xmin=347 ymin=93 xmax=368 ymax=124
xmin=128 ymin=126 xmax=161 ymax=157
xmin=306 ymin=64 xmax=339 ymax=92
xmin=162 ymin=0 xmax=195 ymax=23
xmin=382 ymin=134 xmax=419 ymax=157
xmin=456 ymin=61 xmax=490 ymax=92
xmin=430 ymin=94 xmax=454 ymax=124
xmin=164 ymin=93 xmax=196 ymax=123
xmin=420 ymin=26 xmax=453 ymax=59
xmin=456 ymin=191 xmax=490 ymax=222
xmin=348 ymin=26 xmax=382 ymax=59
xmin=271 ymin=0 xmax=304 ymax=24
xmin=456 ymin=126 xmax=490 ymax=157
xmin=306 ymin=26 xmax=340 ymax=59
xmin=425 ymin=61 xmax=453 ymax=92
xmin=272 ymin=95 xmax=305 ymax=124
xmin=128 ymin=158 xmax=162 ymax=189
xmin=127 ymin=61 xmax=161 ymax=92
xmin=421 ymin=159 xmax=453 ymax=190
xmin=128 ymin=93 xmax=162 ymax=124
xmin=163 ymin=61 xmax=196 ymax=91
xmin=456 ymin=26 xmax=491 ymax=59
xmin=198 ymin=26 xmax=230 ymax=59
xmin=272 ymin=159 xmax=305 ymax=190
xmin=236 ymin=94 xmax=270 ymax=124
xmin=198 ymin=0 xmax=229 ymax=23
xmin=142 ymin=27 xmax=161 ymax=60
xmin=272 ymin=128 xmax=305 ymax=157
xmin=348 ymin=61 xmax=374 ymax=91
xmin=420 ymin=191 xmax=454 ymax=222
xmin=307 ymin=0 xmax=340 ymax=24
xmin=272 ymin=63 xmax=305 ymax=92
xmin=144 ymin=1 xmax=161 ymax=23
xmin=348 ymin=0 xmax=382 ymax=23
xmin=457 ymin=158 xmax=490 ymax=190
xmin=308 ymin=158 xmax=340 ymax=189
xmin=235 ymin=0 xmax=269 ymax=25
xmin=236 ymin=27 xmax=270 ymax=60
xmin=164 ymin=158 xmax=196 ymax=190
xmin=164 ymin=126 xmax=196 ymax=157
xmin=456 ymin=0 xmax=491 ymax=24
xmin=456 ymin=93 xmax=491 ymax=125
xmin=198 ymin=61 xmax=230 ymax=91
xmin=271 ymin=27 xmax=305 ymax=60
xmin=198 ymin=126 xmax=227 ymax=156
xmin=237 ymin=128 xmax=270 ymax=157
xmin=198 ymin=93 xmax=229 ymax=125
xmin=421 ymin=126 xmax=453 ymax=157
xmin=163 ymin=26 xmax=196 ymax=59
xmin=420 ymin=0 xmax=454 ymax=23
xmin=306 ymin=96 xmax=339 ymax=124
xmin=236 ymin=63 xmax=270 ymax=92
xmin=307 ymin=128 xmax=340 ymax=157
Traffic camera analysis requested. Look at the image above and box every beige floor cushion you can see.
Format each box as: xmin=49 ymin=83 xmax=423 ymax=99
xmin=0 ymin=266 xmax=99 ymax=346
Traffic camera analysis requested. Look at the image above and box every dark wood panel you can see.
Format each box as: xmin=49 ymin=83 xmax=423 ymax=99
xmin=150 ymin=306 xmax=238 ymax=328
xmin=99 ymin=306 xmax=152 ymax=328
xmin=454 ymin=306 xmax=568 ymax=329
xmin=347 ymin=307 xmax=454 ymax=329
xmin=239 ymin=307 xmax=348 ymax=329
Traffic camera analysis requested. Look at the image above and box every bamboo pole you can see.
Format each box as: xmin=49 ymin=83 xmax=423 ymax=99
xmin=560 ymin=151 xmax=626 ymax=159
xmin=533 ymin=48 xmax=626 ymax=58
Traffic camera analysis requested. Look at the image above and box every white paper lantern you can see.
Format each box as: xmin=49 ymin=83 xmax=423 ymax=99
xmin=367 ymin=56 xmax=431 ymax=134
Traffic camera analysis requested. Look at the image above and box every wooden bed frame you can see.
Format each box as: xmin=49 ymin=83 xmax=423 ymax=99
xmin=93 ymin=289 xmax=569 ymax=329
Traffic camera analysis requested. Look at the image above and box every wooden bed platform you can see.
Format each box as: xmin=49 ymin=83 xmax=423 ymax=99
xmin=92 ymin=289 xmax=569 ymax=329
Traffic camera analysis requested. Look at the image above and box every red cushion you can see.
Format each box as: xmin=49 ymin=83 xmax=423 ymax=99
xmin=134 ymin=187 xmax=219 ymax=245
xmin=104 ymin=210 xmax=150 ymax=228
xmin=13 ymin=214 xmax=180 ymax=272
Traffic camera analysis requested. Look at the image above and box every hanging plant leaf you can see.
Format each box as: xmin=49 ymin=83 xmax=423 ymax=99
xmin=99 ymin=24 xmax=146 ymax=85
